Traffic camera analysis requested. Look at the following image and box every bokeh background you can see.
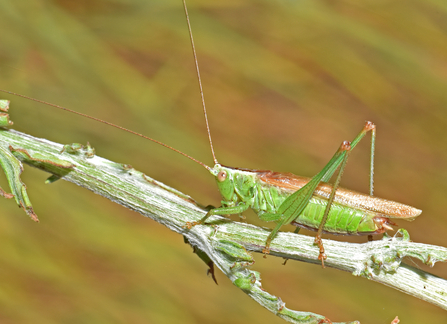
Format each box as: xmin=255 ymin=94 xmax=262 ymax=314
xmin=1 ymin=0 xmax=446 ymax=323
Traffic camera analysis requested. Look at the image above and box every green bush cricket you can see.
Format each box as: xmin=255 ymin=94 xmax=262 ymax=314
xmin=180 ymin=0 xmax=421 ymax=265
xmin=0 ymin=0 xmax=422 ymax=268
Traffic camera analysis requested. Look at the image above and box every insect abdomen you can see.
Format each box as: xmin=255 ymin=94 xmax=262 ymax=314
xmin=293 ymin=196 xmax=379 ymax=235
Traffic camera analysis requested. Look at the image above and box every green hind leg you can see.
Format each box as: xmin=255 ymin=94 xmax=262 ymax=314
xmin=262 ymin=122 xmax=376 ymax=264
xmin=263 ymin=139 xmax=349 ymax=259
xmin=315 ymin=122 xmax=375 ymax=267
xmin=314 ymin=141 xmax=351 ymax=267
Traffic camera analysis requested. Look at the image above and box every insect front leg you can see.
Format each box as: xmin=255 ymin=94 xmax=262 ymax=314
xmin=185 ymin=202 xmax=249 ymax=229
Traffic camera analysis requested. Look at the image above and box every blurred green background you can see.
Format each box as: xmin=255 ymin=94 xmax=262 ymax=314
xmin=1 ymin=0 xmax=446 ymax=323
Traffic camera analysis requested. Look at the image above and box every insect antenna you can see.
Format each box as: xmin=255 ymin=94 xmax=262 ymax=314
xmin=182 ymin=0 xmax=218 ymax=166
xmin=0 ymin=89 xmax=212 ymax=171
xmin=0 ymin=2 xmax=216 ymax=172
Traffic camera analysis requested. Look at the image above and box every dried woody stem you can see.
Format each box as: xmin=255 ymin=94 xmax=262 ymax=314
xmin=0 ymin=127 xmax=446 ymax=324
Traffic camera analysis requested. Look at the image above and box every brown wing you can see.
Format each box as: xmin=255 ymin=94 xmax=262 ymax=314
xmin=257 ymin=171 xmax=421 ymax=220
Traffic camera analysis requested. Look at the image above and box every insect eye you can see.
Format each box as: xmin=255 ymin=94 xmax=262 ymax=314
xmin=217 ymin=171 xmax=227 ymax=182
